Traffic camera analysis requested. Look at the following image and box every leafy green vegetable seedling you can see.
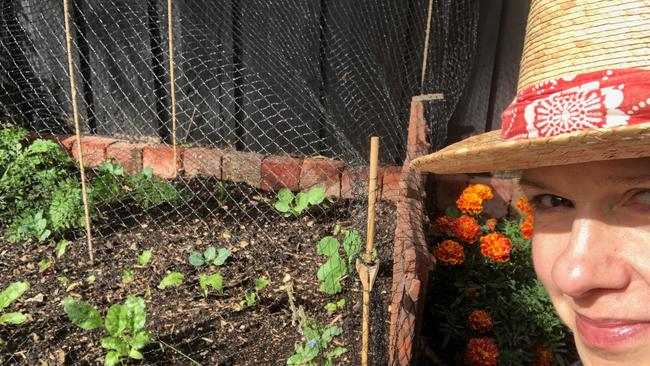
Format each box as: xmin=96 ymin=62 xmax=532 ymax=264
xmin=122 ymin=269 xmax=135 ymax=284
xmin=199 ymin=273 xmax=224 ymax=297
xmin=287 ymin=318 xmax=347 ymax=366
xmin=0 ymin=281 xmax=30 ymax=346
xmin=241 ymin=277 xmax=271 ymax=308
xmin=188 ymin=246 xmax=231 ymax=267
xmin=274 ymin=187 xmax=325 ymax=218
xmin=324 ymin=299 xmax=346 ymax=314
xmin=55 ymin=239 xmax=68 ymax=258
xmin=38 ymin=257 xmax=53 ymax=273
xmin=158 ymin=272 xmax=184 ymax=289
xmin=64 ymin=296 xmax=151 ymax=365
xmin=137 ymin=250 xmax=153 ymax=266
xmin=316 ymin=228 xmax=364 ymax=295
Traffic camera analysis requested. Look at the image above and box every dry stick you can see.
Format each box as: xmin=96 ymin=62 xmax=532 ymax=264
xmin=167 ymin=0 xmax=178 ymax=172
xmin=63 ymin=0 xmax=94 ymax=264
xmin=420 ymin=0 xmax=434 ymax=93
xmin=360 ymin=136 xmax=379 ymax=366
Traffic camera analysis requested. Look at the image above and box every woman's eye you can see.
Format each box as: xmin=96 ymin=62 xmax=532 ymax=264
xmin=630 ymin=190 xmax=650 ymax=206
xmin=530 ymin=194 xmax=573 ymax=210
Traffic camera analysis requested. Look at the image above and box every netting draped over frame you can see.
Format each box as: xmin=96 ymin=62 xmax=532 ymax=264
xmin=0 ymin=0 xmax=478 ymax=365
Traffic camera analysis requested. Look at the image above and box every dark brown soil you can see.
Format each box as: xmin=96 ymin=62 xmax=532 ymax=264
xmin=0 ymin=182 xmax=395 ymax=365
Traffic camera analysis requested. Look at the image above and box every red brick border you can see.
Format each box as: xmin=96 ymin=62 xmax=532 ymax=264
xmin=27 ymin=133 xmax=400 ymax=202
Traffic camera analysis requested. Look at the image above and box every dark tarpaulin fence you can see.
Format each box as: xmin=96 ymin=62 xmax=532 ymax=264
xmin=0 ymin=0 xmax=479 ymax=364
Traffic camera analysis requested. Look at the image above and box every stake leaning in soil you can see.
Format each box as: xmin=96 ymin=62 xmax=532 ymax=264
xmin=358 ymin=136 xmax=380 ymax=366
xmin=63 ymin=0 xmax=94 ymax=264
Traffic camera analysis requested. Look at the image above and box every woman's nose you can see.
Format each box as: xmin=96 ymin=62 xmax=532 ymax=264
xmin=551 ymin=217 xmax=631 ymax=299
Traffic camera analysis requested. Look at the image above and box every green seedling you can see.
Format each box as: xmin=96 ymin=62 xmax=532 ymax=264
xmin=86 ymin=275 xmax=97 ymax=284
xmin=188 ymin=246 xmax=231 ymax=267
xmin=316 ymin=228 xmax=364 ymax=295
xmin=0 ymin=281 xmax=30 ymax=346
xmin=38 ymin=257 xmax=53 ymax=273
xmin=57 ymin=276 xmax=69 ymax=285
xmin=274 ymin=187 xmax=325 ymax=218
xmin=287 ymin=318 xmax=347 ymax=366
xmin=55 ymin=239 xmax=68 ymax=258
xmin=241 ymin=277 xmax=270 ymax=308
xmin=122 ymin=269 xmax=135 ymax=284
xmin=324 ymin=299 xmax=346 ymax=314
xmin=158 ymin=272 xmax=184 ymax=289
xmin=137 ymin=250 xmax=153 ymax=266
xmin=64 ymin=296 xmax=151 ymax=365
xmin=199 ymin=273 xmax=224 ymax=297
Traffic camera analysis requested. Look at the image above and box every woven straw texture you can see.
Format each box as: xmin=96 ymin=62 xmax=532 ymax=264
xmin=519 ymin=0 xmax=650 ymax=91
xmin=411 ymin=0 xmax=650 ymax=174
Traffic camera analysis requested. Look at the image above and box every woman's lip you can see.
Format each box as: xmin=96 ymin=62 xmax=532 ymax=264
xmin=575 ymin=314 xmax=650 ymax=349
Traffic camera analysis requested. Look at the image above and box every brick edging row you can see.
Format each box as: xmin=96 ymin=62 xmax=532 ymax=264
xmin=30 ymin=133 xmax=402 ymax=202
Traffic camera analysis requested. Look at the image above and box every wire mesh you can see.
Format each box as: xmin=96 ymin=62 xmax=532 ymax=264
xmin=0 ymin=0 xmax=479 ymax=364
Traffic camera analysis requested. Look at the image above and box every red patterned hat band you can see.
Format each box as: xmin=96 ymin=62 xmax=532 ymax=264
xmin=500 ymin=68 xmax=650 ymax=141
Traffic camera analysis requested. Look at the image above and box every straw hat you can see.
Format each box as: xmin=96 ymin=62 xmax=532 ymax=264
xmin=411 ymin=0 xmax=650 ymax=174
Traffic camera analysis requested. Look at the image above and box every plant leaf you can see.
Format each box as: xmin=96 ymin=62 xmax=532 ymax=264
xmin=129 ymin=349 xmax=144 ymax=360
xmin=56 ymin=239 xmax=68 ymax=258
xmin=0 ymin=281 xmax=29 ymax=310
xmin=137 ymin=250 xmax=152 ymax=266
xmin=213 ymin=248 xmax=231 ymax=266
xmin=124 ymin=296 xmax=146 ymax=332
xmin=307 ymin=188 xmax=325 ymax=205
xmin=294 ymin=192 xmax=309 ymax=212
xmin=317 ymin=236 xmax=340 ymax=257
xmin=203 ymin=246 xmax=217 ymax=261
xmin=327 ymin=347 xmax=348 ymax=358
xmin=101 ymin=336 xmax=124 ymax=351
xmin=199 ymin=273 xmax=224 ymax=296
xmin=188 ymin=251 xmax=205 ymax=266
xmin=0 ymin=312 xmax=27 ymax=325
xmin=122 ymin=269 xmax=135 ymax=284
xmin=277 ymin=188 xmax=294 ymax=203
xmin=105 ymin=304 xmax=127 ymax=337
xmin=158 ymin=272 xmax=184 ymax=289
xmin=254 ymin=277 xmax=270 ymax=292
xmin=342 ymin=229 xmax=362 ymax=263
xmin=104 ymin=351 xmax=120 ymax=366
xmin=63 ymin=297 xmax=101 ymax=330
xmin=130 ymin=330 xmax=151 ymax=350
xmin=274 ymin=201 xmax=291 ymax=213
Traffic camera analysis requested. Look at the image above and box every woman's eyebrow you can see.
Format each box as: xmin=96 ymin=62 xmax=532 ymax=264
xmin=604 ymin=174 xmax=650 ymax=186
xmin=517 ymin=177 xmax=549 ymax=190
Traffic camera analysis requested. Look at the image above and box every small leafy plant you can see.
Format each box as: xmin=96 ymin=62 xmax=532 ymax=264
xmin=287 ymin=318 xmax=347 ymax=366
xmin=158 ymin=272 xmax=184 ymax=289
xmin=55 ymin=239 xmax=68 ymax=258
xmin=324 ymin=299 xmax=346 ymax=315
xmin=0 ymin=281 xmax=30 ymax=346
xmin=64 ymin=296 xmax=151 ymax=365
xmin=274 ymin=187 xmax=325 ymax=218
xmin=316 ymin=227 xmax=363 ymax=295
xmin=188 ymin=246 xmax=231 ymax=267
xmin=122 ymin=269 xmax=135 ymax=284
xmin=137 ymin=249 xmax=153 ymax=266
xmin=199 ymin=273 xmax=224 ymax=297
xmin=240 ymin=277 xmax=270 ymax=308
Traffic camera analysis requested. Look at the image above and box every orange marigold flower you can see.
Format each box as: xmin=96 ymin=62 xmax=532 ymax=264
xmin=516 ymin=196 xmax=533 ymax=216
xmin=531 ymin=345 xmax=554 ymax=366
xmin=452 ymin=215 xmax=482 ymax=244
xmin=456 ymin=192 xmax=484 ymax=215
xmin=485 ymin=218 xmax=497 ymax=231
xmin=520 ymin=217 xmax=534 ymax=239
xmin=434 ymin=240 xmax=464 ymax=266
xmin=467 ymin=183 xmax=494 ymax=201
xmin=433 ymin=215 xmax=454 ymax=233
xmin=468 ymin=310 xmax=494 ymax=333
xmin=479 ymin=233 xmax=512 ymax=262
xmin=464 ymin=338 xmax=499 ymax=366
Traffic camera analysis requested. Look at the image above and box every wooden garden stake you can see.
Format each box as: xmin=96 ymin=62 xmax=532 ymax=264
xmin=63 ymin=0 xmax=94 ymax=265
xmin=167 ymin=0 xmax=178 ymax=174
xmin=358 ymin=136 xmax=380 ymax=366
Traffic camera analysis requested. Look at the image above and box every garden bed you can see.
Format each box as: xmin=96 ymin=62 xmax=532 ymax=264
xmin=0 ymin=181 xmax=395 ymax=365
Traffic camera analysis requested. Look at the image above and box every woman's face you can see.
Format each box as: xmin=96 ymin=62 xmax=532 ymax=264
xmin=520 ymin=158 xmax=650 ymax=365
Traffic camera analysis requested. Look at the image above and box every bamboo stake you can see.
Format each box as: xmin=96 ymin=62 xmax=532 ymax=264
xmin=63 ymin=0 xmax=94 ymax=264
xmin=167 ymin=0 xmax=178 ymax=173
xmin=420 ymin=0 xmax=434 ymax=93
xmin=359 ymin=136 xmax=380 ymax=366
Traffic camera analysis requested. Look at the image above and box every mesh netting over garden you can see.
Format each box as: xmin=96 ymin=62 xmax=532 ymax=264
xmin=0 ymin=0 xmax=478 ymax=365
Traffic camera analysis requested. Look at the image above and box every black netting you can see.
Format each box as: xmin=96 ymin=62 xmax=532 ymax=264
xmin=0 ymin=0 xmax=479 ymax=364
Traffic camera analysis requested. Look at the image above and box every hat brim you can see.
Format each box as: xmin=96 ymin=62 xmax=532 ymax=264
xmin=410 ymin=122 xmax=650 ymax=174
